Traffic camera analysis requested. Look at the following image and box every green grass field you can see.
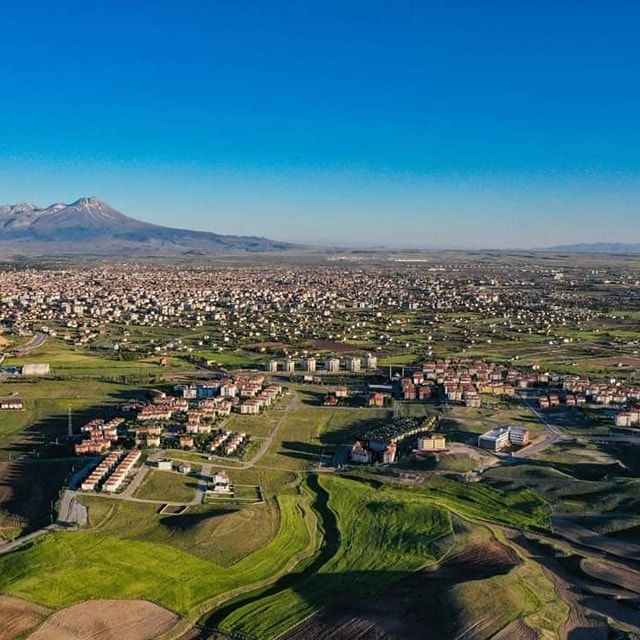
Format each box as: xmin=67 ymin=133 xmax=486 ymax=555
xmin=80 ymin=495 xmax=278 ymax=566
xmin=0 ymin=378 xmax=144 ymax=460
xmin=0 ymin=492 xmax=317 ymax=618
xmin=7 ymin=338 xmax=196 ymax=379
xmin=218 ymin=473 xmax=454 ymax=639
xmin=133 ymin=469 xmax=198 ymax=503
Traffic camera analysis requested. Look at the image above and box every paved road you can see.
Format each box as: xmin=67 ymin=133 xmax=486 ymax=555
xmin=197 ymin=464 xmax=212 ymax=504
xmin=58 ymin=489 xmax=88 ymax=526
xmin=122 ymin=464 xmax=150 ymax=498
xmin=14 ymin=331 xmax=47 ymax=355
xmin=0 ymin=524 xmax=60 ymax=556
xmin=518 ymin=390 xmax=570 ymax=440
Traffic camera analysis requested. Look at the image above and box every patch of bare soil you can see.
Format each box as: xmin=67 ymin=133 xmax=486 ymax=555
xmin=491 ymin=619 xmax=540 ymax=640
xmin=552 ymin=517 xmax=640 ymax=561
xmin=504 ymin=531 xmax=609 ymax=640
xmin=285 ymin=540 xmax=519 ymax=640
xmin=0 ymin=334 xmax=9 ymax=348
xmin=447 ymin=443 xmax=499 ymax=467
xmin=310 ymin=340 xmax=361 ymax=354
xmin=0 ymin=596 xmax=50 ymax=640
xmin=580 ymin=558 xmax=640 ymax=596
xmin=28 ymin=599 xmax=178 ymax=640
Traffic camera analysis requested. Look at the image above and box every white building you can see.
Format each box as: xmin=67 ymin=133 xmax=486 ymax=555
xmin=22 ymin=363 xmax=50 ymax=376
xmin=478 ymin=427 xmax=511 ymax=451
xmin=362 ymin=353 xmax=378 ymax=370
xmin=211 ymin=470 xmax=232 ymax=493
xmin=156 ymin=458 xmax=173 ymax=471
xmin=345 ymin=356 xmax=361 ymax=373
xmin=326 ymin=358 xmax=340 ymax=373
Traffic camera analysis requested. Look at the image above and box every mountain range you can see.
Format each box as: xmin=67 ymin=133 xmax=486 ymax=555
xmin=0 ymin=197 xmax=295 ymax=256
xmin=540 ymin=242 xmax=640 ymax=255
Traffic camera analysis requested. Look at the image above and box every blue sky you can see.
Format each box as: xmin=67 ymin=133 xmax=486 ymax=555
xmin=0 ymin=1 xmax=638 ymax=248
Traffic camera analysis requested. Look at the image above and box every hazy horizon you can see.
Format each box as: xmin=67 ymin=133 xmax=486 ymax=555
xmin=1 ymin=1 xmax=639 ymax=249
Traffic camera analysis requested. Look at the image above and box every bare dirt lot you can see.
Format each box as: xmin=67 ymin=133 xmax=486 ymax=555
xmin=285 ymin=539 xmax=519 ymax=640
xmin=28 ymin=599 xmax=178 ymax=640
xmin=0 ymin=595 xmax=50 ymax=640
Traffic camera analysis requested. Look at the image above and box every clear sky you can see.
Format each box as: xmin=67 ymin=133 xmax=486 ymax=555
xmin=0 ymin=1 xmax=638 ymax=248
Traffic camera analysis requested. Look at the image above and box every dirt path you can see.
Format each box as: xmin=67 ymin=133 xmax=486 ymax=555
xmin=0 ymin=524 xmax=60 ymax=556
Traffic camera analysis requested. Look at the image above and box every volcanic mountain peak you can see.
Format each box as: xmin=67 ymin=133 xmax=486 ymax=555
xmin=0 ymin=196 xmax=295 ymax=256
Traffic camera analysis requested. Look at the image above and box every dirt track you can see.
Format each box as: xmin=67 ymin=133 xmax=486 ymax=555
xmin=0 ymin=596 xmax=50 ymax=640
xmin=28 ymin=599 xmax=178 ymax=640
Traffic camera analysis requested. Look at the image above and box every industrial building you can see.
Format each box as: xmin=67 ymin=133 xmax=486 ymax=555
xmin=21 ymin=363 xmax=50 ymax=376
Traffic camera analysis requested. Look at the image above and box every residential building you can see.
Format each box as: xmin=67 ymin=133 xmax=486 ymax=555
xmin=478 ymin=427 xmax=511 ymax=451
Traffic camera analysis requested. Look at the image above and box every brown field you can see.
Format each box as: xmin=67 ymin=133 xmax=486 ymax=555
xmin=491 ymin=619 xmax=540 ymax=640
xmin=285 ymin=539 xmax=519 ymax=640
xmin=0 ymin=595 xmax=50 ymax=640
xmin=0 ymin=335 xmax=9 ymax=348
xmin=28 ymin=599 xmax=178 ymax=640
xmin=310 ymin=340 xmax=361 ymax=354
xmin=505 ymin=532 xmax=609 ymax=640
xmin=580 ymin=558 xmax=640 ymax=595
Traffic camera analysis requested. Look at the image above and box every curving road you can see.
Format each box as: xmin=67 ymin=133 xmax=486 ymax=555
xmin=14 ymin=331 xmax=47 ymax=355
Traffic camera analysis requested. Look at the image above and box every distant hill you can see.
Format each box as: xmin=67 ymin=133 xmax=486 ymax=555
xmin=540 ymin=242 xmax=640 ymax=255
xmin=0 ymin=197 xmax=296 ymax=256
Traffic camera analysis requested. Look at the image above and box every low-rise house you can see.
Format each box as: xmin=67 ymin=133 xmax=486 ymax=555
xmin=179 ymin=435 xmax=194 ymax=449
xmin=239 ymin=399 xmax=260 ymax=414
xmin=0 ymin=397 xmax=23 ymax=410
xmin=350 ymin=441 xmax=372 ymax=464
xmin=418 ymin=433 xmax=447 ymax=451
xmin=368 ymin=392 xmax=385 ymax=408
xmin=382 ymin=443 xmax=397 ymax=464
xmin=212 ymin=470 xmax=232 ymax=493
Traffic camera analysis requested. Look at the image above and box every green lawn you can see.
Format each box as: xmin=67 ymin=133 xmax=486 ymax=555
xmin=133 ymin=469 xmax=197 ymax=503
